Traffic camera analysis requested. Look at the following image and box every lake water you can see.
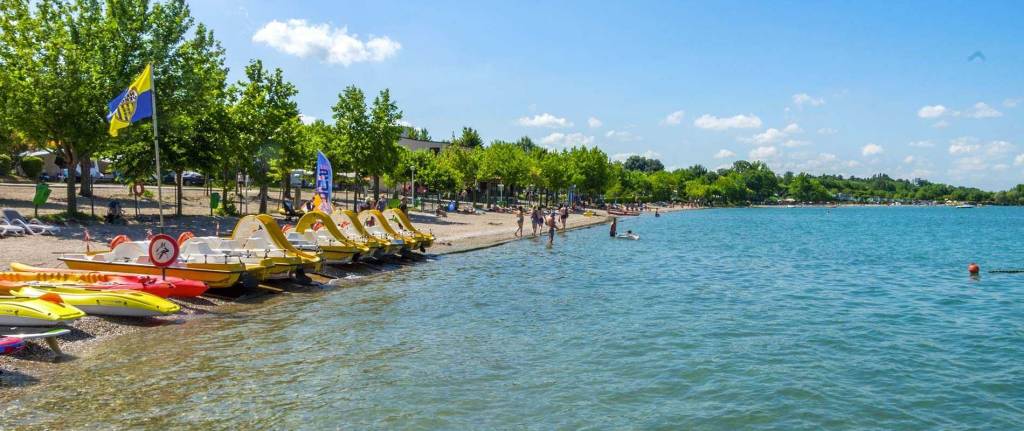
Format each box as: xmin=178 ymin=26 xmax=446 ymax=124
xmin=3 ymin=207 xmax=1024 ymax=429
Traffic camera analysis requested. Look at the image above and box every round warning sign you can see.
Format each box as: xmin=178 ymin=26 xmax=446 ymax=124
xmin=148 ymin=234 xmax=180 ymax=268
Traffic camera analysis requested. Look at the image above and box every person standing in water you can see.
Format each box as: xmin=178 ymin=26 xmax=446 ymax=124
xmin=515 ymin=206 xmax=525 ymax=237
xmin=609 ymin=217 xmax=618 ymax=237
xmin=559 ymin=205 xmax=569 ymax=228
xmin=531 ymin=206 xmax=543 ymax=236
xmin=545 ymin=210 xmax=558 ymax=245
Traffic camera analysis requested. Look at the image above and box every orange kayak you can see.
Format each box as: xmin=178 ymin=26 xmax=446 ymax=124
xmin=3 ymin=263 xmax=208 ymax=298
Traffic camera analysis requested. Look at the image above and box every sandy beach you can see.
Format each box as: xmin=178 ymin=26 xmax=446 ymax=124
xmin=0 ymin=182 xmax=684 ymax=387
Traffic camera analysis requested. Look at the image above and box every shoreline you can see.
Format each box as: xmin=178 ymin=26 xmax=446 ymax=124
xmin=0 ymin=204 xmax=689 ymax=389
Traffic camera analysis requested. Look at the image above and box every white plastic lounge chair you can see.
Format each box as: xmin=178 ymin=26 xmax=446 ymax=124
xmin=1 ymin=209 xmax=59 ymax=235
xmin=0 ymin=217 xmax=26 ymax=237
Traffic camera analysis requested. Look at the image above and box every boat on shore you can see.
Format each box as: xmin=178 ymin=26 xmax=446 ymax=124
xmin=956 ymin=204 xmax=975 ymax=209
xmin=6 ymin=286 xmax=179 ymax=317
xmin=1 ymin=265 xmax=208 ymax=298
xmin=0 ymin=295 xmax=85 ymax=326
xmin=60 ymin=239 xmax=257 ymax=289
xmin=291 ymin=212 xmax=368 ymax=264
xmin=359 ymin=209 xmax=420 ymax=253
xmin=331 ymin=210 xmax=404 ymax=257
xmin=381 ymin=209 xmax=435 ymax=251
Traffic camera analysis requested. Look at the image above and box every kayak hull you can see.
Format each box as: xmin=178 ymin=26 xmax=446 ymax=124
xmin=0 ymin=297 xmax=85 ymax=326
xmin=9 ymin=263 xmax=209 ymax=298
xmin=9 ymin=286 xmax=180 ymax=317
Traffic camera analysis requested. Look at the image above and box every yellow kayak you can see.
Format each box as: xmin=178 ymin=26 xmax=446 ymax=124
xmin=8 ymin=286 xmax=180 ymax=317
xmin=0 ymin=296 xmax=85 ymax=326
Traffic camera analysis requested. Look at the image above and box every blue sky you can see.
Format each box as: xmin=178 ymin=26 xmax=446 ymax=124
xmin=190 ymin=0 xmax=1024 ymax=190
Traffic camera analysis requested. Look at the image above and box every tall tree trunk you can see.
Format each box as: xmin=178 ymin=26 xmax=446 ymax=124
xmin=372 ymin=175 xmax=380 ymax=200
xmin=282 ymin=174 xmax=291 ymax=201
xmin=259 ymin=182 xmax=268 ymax=214
xmin=79 ymin=158 xmax=93 ymax=197
xmin=62 ymin=144 xmax=77 ymax=215
xmin=175 ymin=170 xmax=184 ymax=216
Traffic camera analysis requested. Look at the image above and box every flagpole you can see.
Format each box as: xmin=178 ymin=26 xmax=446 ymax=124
xmin=150 ymin=63 xmax=164 ymax=232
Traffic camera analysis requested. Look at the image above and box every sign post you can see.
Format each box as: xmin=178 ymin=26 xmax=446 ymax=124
xmin=148 ymin=233 xmax=179 ymax=280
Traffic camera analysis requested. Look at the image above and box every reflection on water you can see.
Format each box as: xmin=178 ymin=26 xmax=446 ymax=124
xmin=3 ymin=207 xmax=1024 ymax=429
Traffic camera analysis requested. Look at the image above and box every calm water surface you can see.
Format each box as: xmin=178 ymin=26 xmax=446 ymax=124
xmin=3 ymin=207 xmax=1024 ymax=429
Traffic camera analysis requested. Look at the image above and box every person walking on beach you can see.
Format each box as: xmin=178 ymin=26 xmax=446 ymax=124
xmin=545 ymin=210 xmax=558 ymax=245
xmin=515 ymin=206 xmax=525 ymax=237
xmin=559 ymin=205 xmax=569 ymax=229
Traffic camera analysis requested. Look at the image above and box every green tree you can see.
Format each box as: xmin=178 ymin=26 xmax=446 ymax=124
xmin=232 ymin=59 xmax=299 ymax=214
xmin=451 ymin=126 xmax=483 ymax=148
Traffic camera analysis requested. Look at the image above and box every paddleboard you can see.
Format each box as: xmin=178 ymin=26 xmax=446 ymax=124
xmin=2 ymin=328 xmax=70 ymax=355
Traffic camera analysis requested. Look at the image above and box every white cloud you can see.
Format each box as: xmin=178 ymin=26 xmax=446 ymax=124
xmin=611 ymin=150 xmax=661 ymax=162
xmin=1004 ymin=98 xmax=1022 ymax=108
xmin=587 ymin=117 xmax=602 ymax=128
xmin=985 ymin=140 xmax=1014 ymax=156
xmin=299 ymin=114 xmax=317 ymax=125
xmin=903 ymin=156 xmax=915 ymax=164
xmin=714 ymin=149 xmax=736 ymax=159
xmin=252 ymin=19 xmax=400 ymax=66
xmin=932 ymin=120 xmax=950 ymax=129
xmin=539 ymin=132 xmax=594 ymax=149
xmin=908 ymin=140 xmax=934 ymax=148
xmin=861 ymin=143 xmax=884 ymax=156
xmin=792 ymin=93 xmax=825 ymax=107
xmin=749 ymin=146 xmax=778 ymax=159
xmin=518 ymin=113 xmax=572 ymax=128
xmin=917 ymin=105 xmax=947 ymax=118
xmin=1014 ymin=154 xmax=1024 ymax=166
xmin=948 ymin=137 xmax=981 ymax=155
xmin=783 ymin=140 xmax=811 ymax=148
xmin=743 ymin=128 xmax=786 ymax=145
xmin=661 ymin=110 xmax=686 ymax=126
xmin=817 ymin=128 xmax=838 ymax=135
xmin=951 ymin=156 xmax=988 ymax=173
xmin=693 ymin=114 xmax=762 ymax=130
xmin=783 ymin=123 xmax=802 ymax=134
xmin=605 ymin=130 xmax=642 ymax=142
xmin=963 ymin=102 xmax=1002 ymax=119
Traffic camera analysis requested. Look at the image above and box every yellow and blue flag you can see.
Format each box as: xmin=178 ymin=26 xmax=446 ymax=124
xmin=106 ymin=64 xmax=154 ymax=137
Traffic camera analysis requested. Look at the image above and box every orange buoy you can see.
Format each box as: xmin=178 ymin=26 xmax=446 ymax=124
xmin=968 ymin=263 xmax=980 ymax=274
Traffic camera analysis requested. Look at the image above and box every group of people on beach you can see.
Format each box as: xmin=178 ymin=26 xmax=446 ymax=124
xmin=513 ymin=205 xmax=571 ymax=245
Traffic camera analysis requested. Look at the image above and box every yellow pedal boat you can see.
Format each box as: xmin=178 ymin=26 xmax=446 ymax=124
xmin=7 ymin=286 xmax=179 ymax=317
xmin=0 ymin=296 xmax=85 ymax=326
xmin=60 ymin=240 xmax=259 ymax=289
xmin=230 ymin=214 xmax=322 ymax=274
xmin=331 ymin=210 xmax=403 ymax=257
xmin=291 ymin=212 xmax=369 ymax=264
xmin=359 ymin=209 xmax=420 ymax=253
xmin=381 ymin=208 xmax=435 ymax=250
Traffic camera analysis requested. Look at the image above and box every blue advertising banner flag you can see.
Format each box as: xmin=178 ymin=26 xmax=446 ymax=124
xmin=315 ymin=151 xmax=333 ymax=213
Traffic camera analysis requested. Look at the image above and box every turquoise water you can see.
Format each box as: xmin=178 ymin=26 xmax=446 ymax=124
xmin=3 ymin=207 xmax=1024 ymax=429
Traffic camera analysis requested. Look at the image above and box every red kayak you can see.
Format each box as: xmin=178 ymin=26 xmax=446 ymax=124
xmin=5 ymin=263 xmax=208 ymax=298
xmin=0 ymin=336 xmax=25 ymax=355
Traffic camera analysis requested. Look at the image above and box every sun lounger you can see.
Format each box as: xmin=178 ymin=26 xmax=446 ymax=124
xmin=2 ymin=209 xmax=59 ymax=235
xmin=0 ymin=218 xmax=26 ymax=237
